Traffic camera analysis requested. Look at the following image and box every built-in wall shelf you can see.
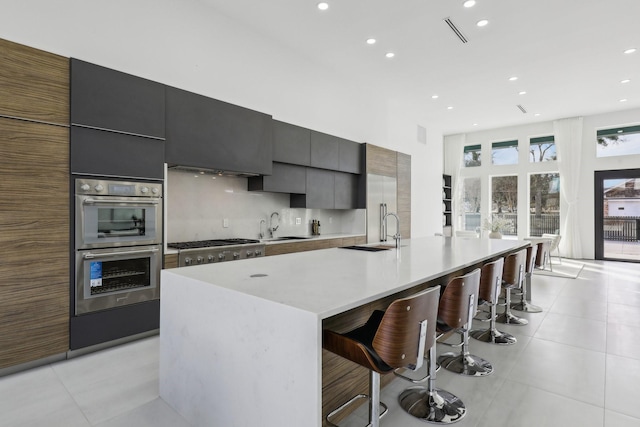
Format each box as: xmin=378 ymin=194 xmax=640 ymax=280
xmin=443 ymin=174 xmax=452 ymax=236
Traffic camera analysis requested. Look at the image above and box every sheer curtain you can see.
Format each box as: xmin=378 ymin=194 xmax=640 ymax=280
xmin=554 ymin=117 xmax=583 ymax=259
xmin=443 ymin=134 xmax=466 ymax=233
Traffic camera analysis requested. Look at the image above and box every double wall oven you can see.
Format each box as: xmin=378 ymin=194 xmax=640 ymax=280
xmin=74 ymin=178 xmax=162 ymax=315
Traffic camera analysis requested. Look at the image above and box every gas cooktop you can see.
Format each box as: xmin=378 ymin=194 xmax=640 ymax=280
xmin=167 ymin=239 xmax=261 ymax=250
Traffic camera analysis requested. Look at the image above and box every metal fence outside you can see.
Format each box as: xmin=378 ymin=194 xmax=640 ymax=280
xmin=462 ymin=213 xmax=559 ymax=236
xmin=603 ymin=217 xmax=640 ymax=241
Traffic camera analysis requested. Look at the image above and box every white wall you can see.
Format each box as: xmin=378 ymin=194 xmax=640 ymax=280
xmin=445 ymin=106 xmax=640 ymax=259
xmin=0 ymin=0 xmax=441 ymax=239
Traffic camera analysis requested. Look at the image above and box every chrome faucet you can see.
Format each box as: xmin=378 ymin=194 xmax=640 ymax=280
xmin=382 ymin=212 xmax=401 ymax=249
xmin=259 ymin=219 xmax=266 ymax=239
xmin=269 ymin=212 xmax=280 ymax=238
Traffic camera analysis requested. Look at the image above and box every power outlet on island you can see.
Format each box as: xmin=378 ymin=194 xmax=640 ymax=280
xmin=223 ymin=218 xmax=229 ymax=228
xmin=296 ymin=218 xmax=301 ymax=225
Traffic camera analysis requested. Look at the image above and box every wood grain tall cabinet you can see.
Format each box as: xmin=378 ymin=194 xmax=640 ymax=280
xmin=0 ymin=38 xmax=70 ymax=370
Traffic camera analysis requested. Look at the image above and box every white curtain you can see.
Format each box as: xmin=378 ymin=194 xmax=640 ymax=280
xmin=443 ymin=134 xmax=466 ymax=232
xmin=554 ymin=117 xmax=584 ymax=259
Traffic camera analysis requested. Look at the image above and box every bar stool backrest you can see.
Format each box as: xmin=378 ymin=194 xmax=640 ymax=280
xmin=535 ymin=240 xmax=550 ymax=268
xmin=373 ymin=285 xmax=441 ymax=369
xmin=438 ymin=269 xmax=481 ymax=330
xmin=503 ymin=249 xmax=526 ymax=287
xmin=479 ymin=258 xmax=504 ymax=304
xmin=525 ymin=245 xmax=537 ymax=274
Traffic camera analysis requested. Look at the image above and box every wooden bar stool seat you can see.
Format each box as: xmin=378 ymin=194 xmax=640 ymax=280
xmin=470 ymin=257 xmax=517 ymax=345
xmin=496 ymin=249 xmax=528 ymax=325
xmin=323 ymin=286 xmax=443 ymax=427
xmin=435 ymin=268 xmax=494 ymax=377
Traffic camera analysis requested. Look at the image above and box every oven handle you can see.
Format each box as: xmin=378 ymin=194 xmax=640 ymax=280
xmin=82 ymin=198 xmax=160 ymax=205
xmin=83 ymin=248 xmax=159 ymax=259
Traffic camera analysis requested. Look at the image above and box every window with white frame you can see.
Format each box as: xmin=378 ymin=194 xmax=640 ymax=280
xmin=463 ymin=144 xmax=481 ymax=167
xmin=529 ymin=136 xmax=556 ymax=162
xmin=597 ymin=125 xmax=640 ymax=158
xmin=492 ymin=140 xmax=518 ymax=165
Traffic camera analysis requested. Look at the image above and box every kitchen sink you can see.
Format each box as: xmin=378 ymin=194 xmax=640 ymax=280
xmin=275 ymin=236 xmax=312 ymax=240
xmin=340 ymin=245 xmax=393 ymax=252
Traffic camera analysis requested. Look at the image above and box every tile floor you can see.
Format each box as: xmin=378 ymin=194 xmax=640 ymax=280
xmin=1 ymin=260 xmax=639 ymax=427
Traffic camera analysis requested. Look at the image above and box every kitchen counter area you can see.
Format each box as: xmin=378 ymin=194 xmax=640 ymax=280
xmin=159 ymin=236 xmax=529 ymax=426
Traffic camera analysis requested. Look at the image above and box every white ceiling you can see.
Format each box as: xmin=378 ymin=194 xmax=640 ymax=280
xmin=199 ymin=0 xmax=640 ymax=135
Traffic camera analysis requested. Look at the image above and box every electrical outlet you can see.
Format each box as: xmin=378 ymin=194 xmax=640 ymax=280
xmin=329 ymin=217 xmax=332 ymax=224
xmin=296 ymin=217 xmax=301 ymax=225
xmin=223 ymin=218 xmax=229 ymax=228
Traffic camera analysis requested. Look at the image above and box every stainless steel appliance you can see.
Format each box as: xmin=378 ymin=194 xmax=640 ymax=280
xmin=74 ymin=178 xmax=162 ymax=315
xmin=366 ymin=174 xmax=398 ymax=243
xmin=168 ymin=239 xmax=265 ymax=267
xmin=75 ymin=178 xmax=162 ymax=249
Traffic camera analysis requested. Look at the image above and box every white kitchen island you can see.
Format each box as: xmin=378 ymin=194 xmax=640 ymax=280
xmin=159 ymin=236 xmax=528 ymax=427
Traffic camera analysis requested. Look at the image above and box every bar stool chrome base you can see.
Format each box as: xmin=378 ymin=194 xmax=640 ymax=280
xmin=437 ymin=352 xmax=493 ymax=377
xmin=325 ymin=394 xmax=388 ymax=427
xmin=511 ymin=301 xmax=543 ymax=313
xmin=469 ymin=327 xmax=517 ymax=345
xmin=495 ymin=311 xmax=529 ymax=325
xmin=399 ymin=386 xmax=466 ymax=424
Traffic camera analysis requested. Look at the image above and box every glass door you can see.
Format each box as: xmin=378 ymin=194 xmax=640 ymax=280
xmin=595 ymin=169 xmax=640 ymax=262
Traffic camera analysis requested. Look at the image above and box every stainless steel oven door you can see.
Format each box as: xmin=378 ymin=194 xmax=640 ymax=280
xmin=76 ymin=194 xmax=162 ymax=249
xmin=75 ymin=245 xmax=161 ymax=315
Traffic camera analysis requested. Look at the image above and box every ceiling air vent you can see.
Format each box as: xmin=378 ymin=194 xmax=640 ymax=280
xmin=516 ymin=104 xmax=528 ymax=114
xmin=443 ymin=17 xmax=468 ymax=44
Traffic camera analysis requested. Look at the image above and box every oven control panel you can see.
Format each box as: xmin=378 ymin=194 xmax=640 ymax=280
xmin=76 ymin=178 xmax=162 ymax=198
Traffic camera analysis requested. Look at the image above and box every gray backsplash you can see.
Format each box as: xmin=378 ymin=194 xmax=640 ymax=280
xmin=166 ymin=169 xmax=366 ymax=243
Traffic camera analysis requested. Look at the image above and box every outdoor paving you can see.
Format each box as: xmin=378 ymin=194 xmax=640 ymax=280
xmin=605 ymin=241 xmax=640 ymax=260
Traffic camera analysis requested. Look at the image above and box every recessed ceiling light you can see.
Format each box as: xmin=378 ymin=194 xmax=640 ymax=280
xmin=476 ymin=19 xmax=489 ymax=27
xmin=447 ymin=106 xmax=454 ymax=110
xmin=509 ymin=76 xmax=518 ymax=81
xmin=620 ymin=98 xmax=628 ymax=102
xmin=366 ymin=38 xmax=376 ymax=45
xmin=624 ymin=48 xmax=637 ymax=54
xmin=473 ymin=123 xmax=479 ymax=126
xmin=534 ymin=113 xmax=541 ymax=117
xmin=385 ymin=52 xmax=395 ymax=58
xmin=317 ymin=2 xmax=329 ymax=11
xmin=621 ymin=79 xmax=631 ymax=84
xmin=519 ymin=91 xmax=527 ymax=95
xmin=463 ymin=0 xmax=476 ymax=7
xmin=432 ymin=94 xmax=439 ymax=99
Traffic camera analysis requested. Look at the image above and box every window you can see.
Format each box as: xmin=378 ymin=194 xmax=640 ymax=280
xmin=492 ymin=140 xmax=518 ymax=165
xmin=491 ymin=175 xmax=517 ymax=235
xmin=529 ymin=136 xmax=556 ymax=162
xmin=462 ymin=177 xmax=481 ymax=231
xmin=597 ymin=125 xmax=640 ymax=158
xmin=463 ymin=144 xmax=481 ymax=167
xmin=529 ymin=173 xmax=560 ymax=236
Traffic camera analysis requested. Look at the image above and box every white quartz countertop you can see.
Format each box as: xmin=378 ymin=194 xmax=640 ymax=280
xmin=163 ymin=236 xmax=528 ymax=319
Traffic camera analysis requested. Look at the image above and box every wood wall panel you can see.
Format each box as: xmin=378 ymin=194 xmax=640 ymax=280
xmin=397 ymin=152 xmax=412 ymax=238
xmin=0 ymin=38 xmax=69 ymax=125
xmin=163 ymin=253 xmax=179 ymax=269
xmin=0 ymin=118 xmax=70 ymax=369
xmin=365 ymin=144 xmax=397 ymax=177
xmin=264 ymin=236 xmax=366 ymax=257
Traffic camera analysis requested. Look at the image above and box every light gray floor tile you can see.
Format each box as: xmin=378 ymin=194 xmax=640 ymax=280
xmin=608 ymin=287 xmax=640 ymax=307
xmin=607 ymin=323 xmax=640 ymax=360
xmin=559 ymin=280 xmax=609 ymax=302
xmin=534 ymin=312 xmax=607 ymax=352
xmin=604 ymin=410 xmax=640 ymax=427
xmin=0 ymin=366 xmax=90 ymax=427
xmin=52 ymin=337 xmax=160 ymax=425
xmin=605 ymin=354 xmax=640 ymax=419
xmin=549 ymin=295 xmax=608 ymax=322
xmin=507 ymin=338 xmax=606 ymax=407
xmin=608 ymin=302 xmax=640 ymax=327
xmin=478 ymin=380 xmax=604 ymax=427
xmin=94 ymin=398 xmax=191 ymax=427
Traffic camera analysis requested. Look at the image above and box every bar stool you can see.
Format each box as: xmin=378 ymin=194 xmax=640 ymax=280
xmin=511 ymin=244 xmax=542 ymax=313
xmin=495 ymin=249 xmax=528 ymax=326
xmin=535 ymin=239 xmax=552 ymax=271
xmin=470 ymin=258 xmax=517 ymax=345
xmin=436 ymin=268 xmax=493 ymax=377
xmin=323 ymin=286 xmax=442 ymax=427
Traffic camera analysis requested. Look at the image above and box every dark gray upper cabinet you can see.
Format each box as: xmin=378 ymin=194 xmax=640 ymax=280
xmin=310 ymin=131 xmax=339 ymax=170
xmin=70 ymin=126 xmax=165 ymax=179
xmin=338 ymin=139 xmax=363 ymax=174
xmin=70 ymin=59 xmax=165 ymax=139
xmin=334 ymin=172 xmax=361 ymax=209
xmin=291 ymin=168 xmax=335 ymax=209
xmin=248 ymin=162 xmax=306 ymax=194
xmin=165 ymin=86 xmax=272 ymax=175
xmin=272 ymin=120 xmax=310 ymax=166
